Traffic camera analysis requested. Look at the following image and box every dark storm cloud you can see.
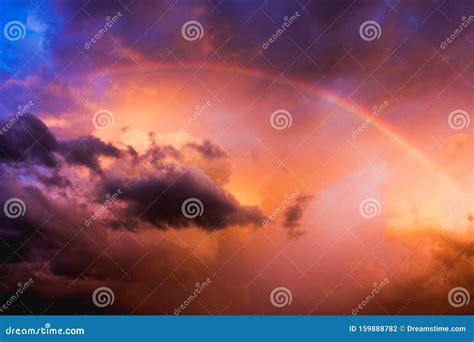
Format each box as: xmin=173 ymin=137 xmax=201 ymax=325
xmin=58 ymin=135 xmax=121 ymax=171
xmin=184 ymin=139 xmax=228 ymax=159
xmin=0 ymin=114 xmax=58 ymax=167
xmin=282 ymin=195 xmax=312 ymax=229
xmin=102 ymin=167 xmax=264 ymax=231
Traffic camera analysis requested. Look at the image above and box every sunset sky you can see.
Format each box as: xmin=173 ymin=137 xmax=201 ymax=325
xmin=0 ymin=0 xmax=473 ymax=315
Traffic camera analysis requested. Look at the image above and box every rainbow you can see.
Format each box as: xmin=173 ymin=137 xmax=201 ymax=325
xmin=101 ymin=62 xmax=460 ymax=193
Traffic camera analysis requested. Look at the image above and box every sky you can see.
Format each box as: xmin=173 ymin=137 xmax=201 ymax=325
xmin=0 ymin=0 xmax=473 ymax=315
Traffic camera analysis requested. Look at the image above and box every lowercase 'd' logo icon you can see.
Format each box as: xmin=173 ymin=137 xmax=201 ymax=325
xmin=92 ymin=110 xmax=115 ymax=130
xmin=4 ymin=21 xmax=26 ymax=41
xmin=270 ymin=109 xmax=292 ymax=130
xmin=448 ymin=110 xmax=470 ymax=130
xmin=181 ymin=198 xmax=204 ymax=218
xmin=4 ymin=198 xmax=26 ymax=219
xmin=270 ymin=286 xmax=293 ymax=308
xmin=359 ymin=198 xmax=381 ymax=219
xmin=181 ymin=20 xmax=204 ymax=41
xmin=92 ymin=287 xmax=115 ymax=307
xmin=448 ymin=287 xmax=470 ymax=308
xmin=359 ymin=20 xmax=382 ymax=41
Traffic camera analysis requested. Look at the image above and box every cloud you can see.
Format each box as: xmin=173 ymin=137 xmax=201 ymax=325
xmin=184 ymin=139 xmax=228 ymax=159
xmin=0 ymin=114 xmax=58 ymax=167
xmin=101 ymin=166 xmax=264 ymax=231
xmin=58 ymin=135 xmax=121 ymax=171
xmin=282 ymin=195 xmax=313 ymax=238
